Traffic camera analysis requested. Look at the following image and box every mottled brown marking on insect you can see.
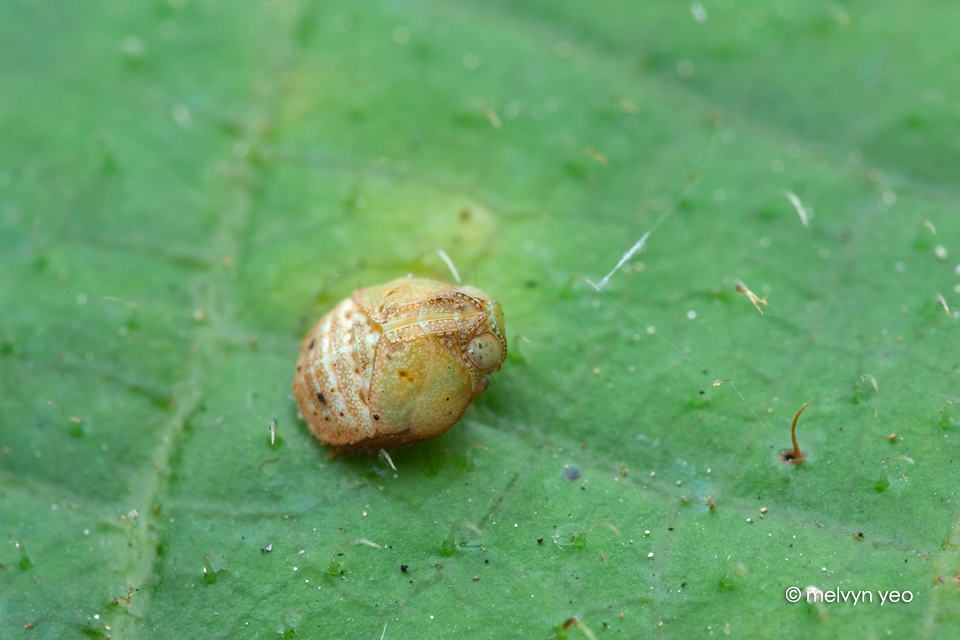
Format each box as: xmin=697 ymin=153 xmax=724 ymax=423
xmin=293 ymin=277 xmax=506 ymax=454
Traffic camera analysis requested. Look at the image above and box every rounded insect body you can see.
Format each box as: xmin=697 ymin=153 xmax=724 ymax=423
xmin=293 ymin=277 xmax=506 ymax=454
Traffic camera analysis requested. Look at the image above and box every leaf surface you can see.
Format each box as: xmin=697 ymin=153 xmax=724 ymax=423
xmin=2 ymin=1 xmax=959 ymax=638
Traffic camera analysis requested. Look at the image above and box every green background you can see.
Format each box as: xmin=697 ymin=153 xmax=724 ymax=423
xmin=2 ymin=0 xmax=959 ymax=637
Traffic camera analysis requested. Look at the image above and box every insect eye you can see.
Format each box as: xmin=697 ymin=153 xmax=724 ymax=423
xmin=467 ymin=332 xmax=502 ymax=372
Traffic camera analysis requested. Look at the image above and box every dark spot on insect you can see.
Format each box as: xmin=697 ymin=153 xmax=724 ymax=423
xmin=373 ymin=414 xmax=380 ymax=420
xmin=325 ymin=417 xmax=330 ymax=421
xmin=339 ymin=412 xmax=344 ymax=417
xmin=400 ymin=564 xmax=408 ymax=572
xmin=446 ymin=398 xmax=449 ymax=401
xmin=537 ymin=538 xmax=543 ymax=544
xmin=561 ymin=466 xmax=580 ymax=481
xmin=317 ymin=393 xmax=326 ymax=405
xmin=858 ymin=532 xmax=864 ymax=538
xmin=308 ymin=339 xmax=315 ymax=350
xmin=296 ymin=366 xmax=301 ymax=372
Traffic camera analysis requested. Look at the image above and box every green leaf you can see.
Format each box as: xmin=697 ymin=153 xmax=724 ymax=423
xmin=3 ymin=1 xmax=959 ymax=638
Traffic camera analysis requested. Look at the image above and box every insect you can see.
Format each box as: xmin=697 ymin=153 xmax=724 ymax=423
xmin=293 ymin=276 xmax=506 ymax=454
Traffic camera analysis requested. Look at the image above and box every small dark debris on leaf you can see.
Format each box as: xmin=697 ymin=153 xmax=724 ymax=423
xmin=562 ymin=465 xmax=580 ymax=481
xmin=781 ymin=400 xmax=812 ymax=464
xmin=258 ymin=457 xmax=279 ymax=470
xmin=681 ymin=581 xmax=686 ymax=587
xmin=400 ymin=564 xmax=408 ymax=573
xmin=537 ymin=538 xmax=544 ymax=544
